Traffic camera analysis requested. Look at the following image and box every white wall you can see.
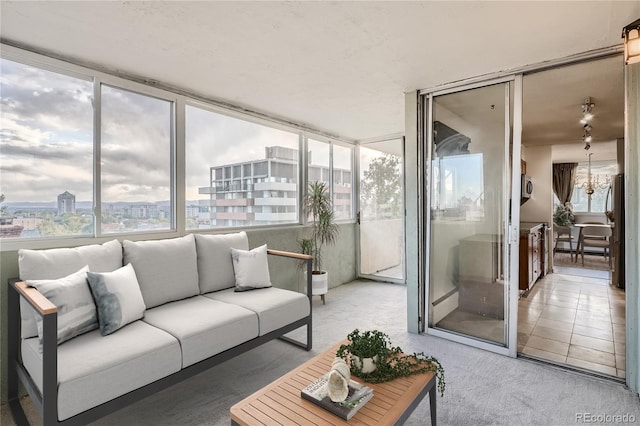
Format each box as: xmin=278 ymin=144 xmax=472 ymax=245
xmin=520 ymin=145 xmax=553 ymax=225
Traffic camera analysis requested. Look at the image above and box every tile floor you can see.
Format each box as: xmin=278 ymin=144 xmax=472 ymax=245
xmin=518 ymin=268 xmax=626 ymax=378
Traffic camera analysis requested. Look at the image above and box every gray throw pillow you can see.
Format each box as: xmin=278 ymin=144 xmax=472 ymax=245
xmin=86 ymin=263 xmax=146 ymax=336
xmin=231 ymin=244 xmax=272 ymax=292
xmin=27 ymin=266 xmax=98 ymax=348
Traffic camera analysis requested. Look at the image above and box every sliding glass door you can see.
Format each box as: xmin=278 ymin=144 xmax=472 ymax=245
xmin=358 ymin=138 xmax=405 ymax=283
xmin=423 ymin=77 xmax=521 ymax=354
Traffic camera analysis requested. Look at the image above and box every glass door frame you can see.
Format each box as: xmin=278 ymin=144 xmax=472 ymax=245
xmin=420 ymin=75 xmax=523 ymax=357
xmin=356 ymin=136 xmax=406 ymax=284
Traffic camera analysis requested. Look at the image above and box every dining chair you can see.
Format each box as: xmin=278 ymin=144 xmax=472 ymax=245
xmin=553 ymin=224 xmax=574 ymax=262
xmin=579 ymin=225 xmax=613 ymax=268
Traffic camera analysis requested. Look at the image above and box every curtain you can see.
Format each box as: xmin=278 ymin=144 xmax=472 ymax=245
xmin=553 ymin=163 xmax=578 ymax=204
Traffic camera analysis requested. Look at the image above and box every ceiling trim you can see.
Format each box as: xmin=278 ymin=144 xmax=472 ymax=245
xmin=0 ymin=41 xmax=358 ymax=144
xmin=419 ymin=45 xmax=624 ymax=96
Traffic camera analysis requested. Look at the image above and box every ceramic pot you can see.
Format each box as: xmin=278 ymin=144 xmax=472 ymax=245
xmin=311 ymin=271 xmax=328 ymax=296
xmin=354 ymin=354 xmax=378 ymax=373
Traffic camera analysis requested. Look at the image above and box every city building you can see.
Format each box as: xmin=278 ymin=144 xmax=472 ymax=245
xmin=198 ymin=146 xmax=351 ymax=228
xmin=57 ymin=191 xmax=76 ymax=215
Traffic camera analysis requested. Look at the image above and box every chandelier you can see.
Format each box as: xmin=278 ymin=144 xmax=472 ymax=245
xmin=578 ymin=153 xmax=610 ymax=195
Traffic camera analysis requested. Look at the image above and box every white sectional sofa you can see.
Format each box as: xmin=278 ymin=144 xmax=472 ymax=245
xmin=7 ymin=232 xmax=312 ymax=425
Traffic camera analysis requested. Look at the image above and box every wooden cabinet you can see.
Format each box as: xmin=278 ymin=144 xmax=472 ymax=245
xmin=519 ymin=223 xmax=545 ymax=292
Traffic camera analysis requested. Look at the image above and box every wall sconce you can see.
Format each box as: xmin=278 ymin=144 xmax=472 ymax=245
xmin=622 ymin=19 xmax=640 ymax=65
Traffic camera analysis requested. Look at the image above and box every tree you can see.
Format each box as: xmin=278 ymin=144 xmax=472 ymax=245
xmin=360 ymin=154 xmax=402 ymax=219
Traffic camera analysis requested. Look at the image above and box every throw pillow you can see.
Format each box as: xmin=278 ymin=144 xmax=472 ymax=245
xmin=27 ymin=266 xmax=98 ymax=348
xmin=86 ymin=263 xmax=146 ymax=336
xmin=231 ymin=244 xmax=272 ymax=292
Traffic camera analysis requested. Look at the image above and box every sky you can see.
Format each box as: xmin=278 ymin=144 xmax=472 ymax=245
xmin=0 ymin=58 xmax=334 ymax=205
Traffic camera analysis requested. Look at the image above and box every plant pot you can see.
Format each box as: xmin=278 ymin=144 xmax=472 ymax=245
xmin=354 ymin=354 xmax=378 ymax=373
xmin=311 ymin=270 xmax=328 ymax=296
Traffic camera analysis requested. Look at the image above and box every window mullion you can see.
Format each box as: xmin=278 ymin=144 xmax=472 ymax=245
xmin=93 ymin=79 xmax=103 ymax=237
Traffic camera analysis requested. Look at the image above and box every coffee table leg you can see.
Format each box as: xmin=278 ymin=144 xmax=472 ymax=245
xmin=429 ymin=386 xmax=437 ymax=425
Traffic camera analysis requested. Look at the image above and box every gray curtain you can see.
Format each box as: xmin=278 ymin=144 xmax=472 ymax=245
xmin=553 ymin=163 xmax=578 ymax=204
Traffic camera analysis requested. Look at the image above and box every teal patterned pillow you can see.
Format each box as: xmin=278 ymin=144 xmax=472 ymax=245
xmin=86 ymin=263 xmax=146 ymax=336
xmin=27 ymin=266 xmax=98 ymax=348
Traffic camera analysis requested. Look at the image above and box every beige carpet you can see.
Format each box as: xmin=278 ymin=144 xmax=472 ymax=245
xmin=553 ymin=250 xmax=610 ymax=270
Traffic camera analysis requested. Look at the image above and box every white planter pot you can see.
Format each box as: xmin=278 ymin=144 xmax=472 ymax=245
xmin=311 ymin=271 xmax=328 ymax=296
xmin=354 ymin=354 xmax=378 ymax=373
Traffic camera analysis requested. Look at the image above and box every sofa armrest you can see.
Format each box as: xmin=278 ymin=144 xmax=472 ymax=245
xmin=13 ymin=280 xmax=58 ymax=315
xmin=9 ymin=279 xmax=59 ymax=422
xmin=266 ymin=249 xmax=312 ymax=261
xmin=266 ymin=249 xmax=313 ymax=304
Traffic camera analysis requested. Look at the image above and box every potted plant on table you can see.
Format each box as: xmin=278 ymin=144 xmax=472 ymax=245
xmin=553 ymin=203 xmax=575 ymax=227
xmin=337 ymin=329 xmax=446 ymax=397
xmin=299 ymin=181 xmax=339 ymax=303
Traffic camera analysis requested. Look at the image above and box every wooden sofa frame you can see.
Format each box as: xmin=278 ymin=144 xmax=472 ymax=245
xmin=7 ymin=249 xmax=313 ymax=426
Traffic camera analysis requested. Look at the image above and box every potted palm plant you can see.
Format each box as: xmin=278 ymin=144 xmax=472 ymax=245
xmin=300 ymin=181 xmax=339 ymax=303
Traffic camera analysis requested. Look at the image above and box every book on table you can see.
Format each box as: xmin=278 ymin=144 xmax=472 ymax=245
xmin=300 ymin=374 xmax=374 ymax=420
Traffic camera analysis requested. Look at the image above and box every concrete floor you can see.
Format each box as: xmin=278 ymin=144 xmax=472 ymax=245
xmin=3 ymin=279 xmax=640 ymax=425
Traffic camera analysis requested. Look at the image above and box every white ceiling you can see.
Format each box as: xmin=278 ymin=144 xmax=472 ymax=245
xmin=1 ymin=1 xmax=638 ymax=143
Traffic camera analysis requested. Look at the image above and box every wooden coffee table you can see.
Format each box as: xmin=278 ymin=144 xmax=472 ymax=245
xmin=230 ymin=341 xmax=437 ymax=425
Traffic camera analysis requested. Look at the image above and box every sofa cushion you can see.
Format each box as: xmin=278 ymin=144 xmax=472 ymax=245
xmin=204 ymin=287 xmax=309 ymax=336
xmin=195 ymin=232 xmax=249 ymax=293
xmin=123 ymin=235 xmax=199 ymax=309
xmin=231 ymin=244 xmax=272 ymax=292
xmin=142 ymin=296 xmax=259 ymax=368
xmin=27 ymin=266 xmax=98 ymax=348
xmin=21 ymin=321 xmax=181 ymax=421
xmin=18 ymin=239 xmax=122 ymax=339
xmin=87 ymin=264 xmax=146 ymax=336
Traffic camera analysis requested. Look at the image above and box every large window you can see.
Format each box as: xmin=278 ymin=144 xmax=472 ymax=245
xmin=332 ymin=144 xmax=353 ymax=220
xmin=185 ymin=104 xmax=300 ymax=229
xmin=0 ymin=58 xmax=94 ymax=238
xmin=100 ymin=85 xmax=174 ymax=233
xmin=569 ymin=159 xmax=617 ymax=212
xmin=1 ymin=47 xmax=356 ymax=244
xmin=307 ymin=138 xmax=354 ymax=220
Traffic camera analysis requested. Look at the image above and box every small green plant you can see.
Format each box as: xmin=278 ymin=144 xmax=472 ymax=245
xmin=553 ymin=204 xmax=574 ymax=227
xmin=337 ymin=329 xmax=446 ymax=397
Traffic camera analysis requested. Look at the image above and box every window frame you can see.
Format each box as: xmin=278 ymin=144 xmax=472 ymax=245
xmin=183 ymin=99 xmax=305 ymax=232
xmin=0 ymin=44 xmax=356 ymax=252
xmin=305 ymin=133 xmax=355 ymax=222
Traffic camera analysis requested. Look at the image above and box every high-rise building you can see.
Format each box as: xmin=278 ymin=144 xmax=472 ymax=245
xmin=198 ymin=146 xmax=351 ymax=228
xmin=57 ymin=191 xmax=76 ymax=215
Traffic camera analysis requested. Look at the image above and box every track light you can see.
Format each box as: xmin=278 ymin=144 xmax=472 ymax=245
xmin=581 ymin=98 xmax=595 ymax=122
xmin=580 ymin=97 xmax=594 ymax=149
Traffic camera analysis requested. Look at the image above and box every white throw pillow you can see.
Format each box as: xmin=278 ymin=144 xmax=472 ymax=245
xmin=230 ymin=244 xmax=272 ymax=292
xmin=27 ymin=266 xmax=98 ymax=348
xmin=86 ymin=263 xmax=146 ymax=335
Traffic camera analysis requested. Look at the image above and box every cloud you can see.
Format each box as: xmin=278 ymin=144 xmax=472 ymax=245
xmin=1 ymin=58 xmax=309 ymax=206
xmin=184 ymin=105 xmax=299 ymax=199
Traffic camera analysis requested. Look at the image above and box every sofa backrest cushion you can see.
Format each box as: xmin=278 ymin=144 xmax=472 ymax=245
xmin=123 ymin=234 xmax=199 ymax=309
xmin=195 ymin=232 xmax=249 ymax=293
xmin=18 ymin=239 xmax=123 ymax=339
